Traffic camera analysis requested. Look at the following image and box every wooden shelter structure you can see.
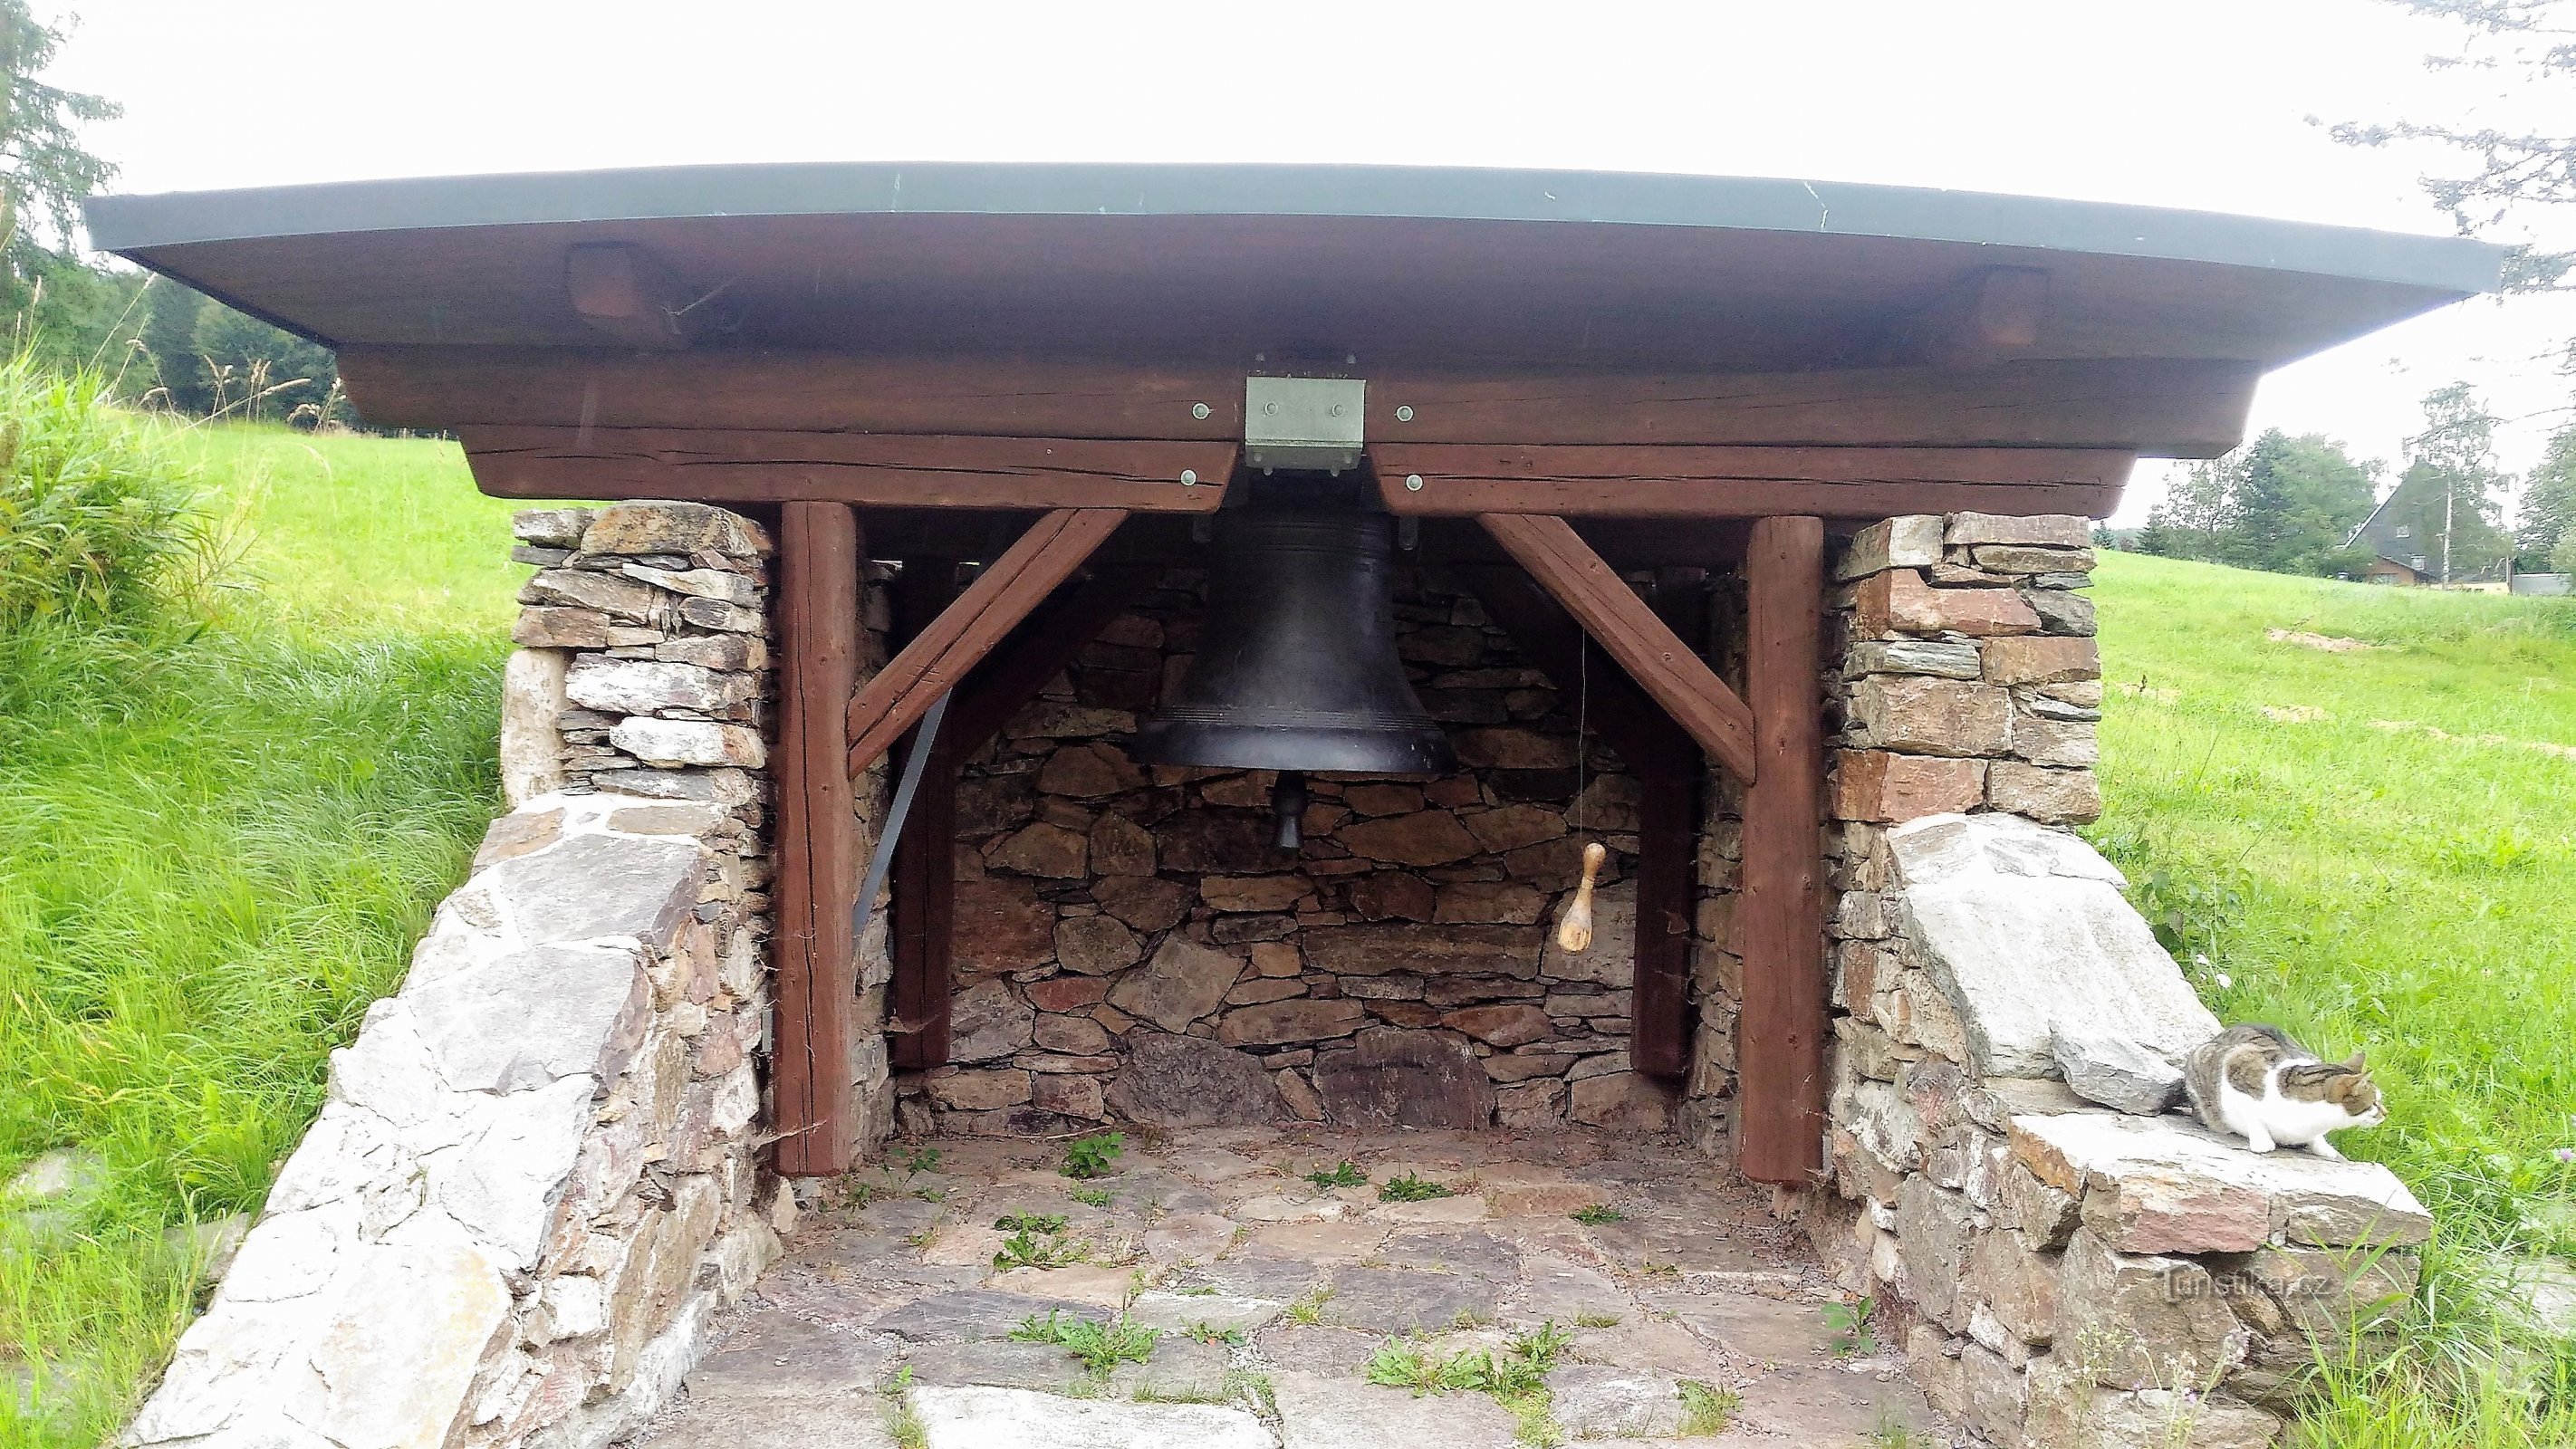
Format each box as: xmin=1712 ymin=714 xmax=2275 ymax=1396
xmin=90 ymin=163 xmax=2498 ymax=1186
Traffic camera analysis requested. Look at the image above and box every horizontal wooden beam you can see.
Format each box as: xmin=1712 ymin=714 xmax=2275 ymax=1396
xmin=1375 ymin=444 xmax=2132 ymax=519
xmin=564 ymin=243 xmax=703 ymax=350
xmin=461 ymin=427 xmax=1232 ymax=511
xmin=342 ymin=345 xmax=2259 ymax=457
xmin=1478 ymin=512 xmax=1760 ymax=782
xmin=845 ymin=508 xmax=1126 ymax=775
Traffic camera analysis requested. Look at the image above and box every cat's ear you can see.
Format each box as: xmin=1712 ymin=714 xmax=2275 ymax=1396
xmin=2342 ymin=1051 xmax=2366 ymax=1070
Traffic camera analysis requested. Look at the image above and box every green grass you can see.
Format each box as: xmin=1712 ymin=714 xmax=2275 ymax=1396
xmin=0 ymin=423 xmax=512 ymax=1449
xmin=2088 ymin=552 xmax=2576 ymax=1447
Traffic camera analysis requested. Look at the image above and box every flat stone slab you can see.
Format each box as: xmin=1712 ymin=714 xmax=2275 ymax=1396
xmin=1253 ymin=1326 xmax=1383 ymax=1377
xmin=1514 ymin=1252 xmax=1629 ymax=1325
xmin=1320 ymin=1265 xmax=1498 ymax=1332
xmin=870 ymin=1291 xmax=1090 ymax=1342
xmin=908 ymin=1385 xmax=1271 ymax=1449
xmin=1545 ymin=1363 xmax=1687 ymax=1438
xmin=1128 ymin=1291 xmax=1283 ymax=1335
xmin=1886 ymin=812 xmax=2219 ymax=1079
xmin=1375 ymin=1229 xmax=1520 ymax=1280
xmin=1143 ymin=1212 xmax=1239 ymax=1264
xmin=1271 ymin=1370 xmax=1522 ymax=1449
xmin=2009 ymin=1111 xmax=2431 ymax=1251
xmin=1581 ymin=1214 xmax=1781 ymax=1277
xmin=1199 ymin=1256 xmax=1329 ymax=1304
xmin=1648 ymin=1291 xmax=1829 ymax=1366
xmin=899 ymin=1340 xmax=1089 ymax=1394
xmin=1735 ymin=1364 xmax=1935 ymax=1443
xmin=643 ymin=1396 xmax=897 ymax=1449
xmin=687 ymin=1310 xmax=896 ymax=1399
xmin=1108 ymin=1334 xmax=1233 ymax=1398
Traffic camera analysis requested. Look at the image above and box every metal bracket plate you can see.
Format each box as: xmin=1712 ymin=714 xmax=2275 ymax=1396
xmin=1245 ymin=376 xmax=1366 ymax=473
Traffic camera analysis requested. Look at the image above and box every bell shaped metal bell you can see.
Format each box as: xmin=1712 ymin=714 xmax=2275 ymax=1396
xmin=1129 ymin=499 xmax=1456 ymax=780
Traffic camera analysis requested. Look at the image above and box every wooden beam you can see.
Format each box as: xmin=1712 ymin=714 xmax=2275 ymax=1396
xmin=563 ymin=243 xmax=704 ymax=350
xmin=1735 ymin=515 xmax=1829 ymax=1186
xmin=949 ymin=564 xmax=1167 ymax=752
xmin=1454 ymin=561 xmax=1697 ymax=1080
xmin=1377 ymin=444 xmax=2131 ymax=519
xmin=771 ymin=502 xmax=861 ymax=1175
xmin=888 ymin=560 xmax=961 ymax=1073
xmin=845 ymin=508 xmax=1127 ymax=775
xmin=461 ymin=427 xmax=1232 ymax=511
xmin=1476 ymin=513 xmax=1760 ymax=782
xmin=341 ymin=345 xmax=2261 ymax=457
xmin=1892 ymin=265 xmax=2052 ymax=369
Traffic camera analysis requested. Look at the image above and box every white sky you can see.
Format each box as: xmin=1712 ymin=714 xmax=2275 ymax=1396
xmin=53 ymin=0 xmax=2576 ymax=524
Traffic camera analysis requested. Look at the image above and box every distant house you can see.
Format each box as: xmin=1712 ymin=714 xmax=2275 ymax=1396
xmin=2345 ymin=482 xmax=2504 ymax=585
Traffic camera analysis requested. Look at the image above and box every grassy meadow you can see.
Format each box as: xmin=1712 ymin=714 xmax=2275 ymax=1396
xmin=0 ymin=423 xmax=2570 ymax=1447
xmin=0 ymin=425 xmax=519 ymax=1448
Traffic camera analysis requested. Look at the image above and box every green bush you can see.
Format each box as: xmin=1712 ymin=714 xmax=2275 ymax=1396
xmin=0 ymin=355 xmax=217 ymax=628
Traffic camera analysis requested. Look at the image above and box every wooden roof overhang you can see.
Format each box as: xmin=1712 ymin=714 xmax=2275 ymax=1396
xmin=88 ymin=165 xmax=2499 ymax=1180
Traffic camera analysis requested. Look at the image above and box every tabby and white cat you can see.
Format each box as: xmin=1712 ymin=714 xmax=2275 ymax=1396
xmin=2181 ymin=1024 xmax=2385 ymax=1159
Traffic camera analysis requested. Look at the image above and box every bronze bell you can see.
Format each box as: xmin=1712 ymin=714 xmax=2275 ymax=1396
xmin=1130 ymin=493 xmax=1456 ymax=845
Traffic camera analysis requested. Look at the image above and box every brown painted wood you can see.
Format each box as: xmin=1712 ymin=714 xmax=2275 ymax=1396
xmin=845 ymin=508 xmax=1128 ymax=774
xmin=1376 ymin=445 xmax=2130 ymax=520
xmin=1454 ymin=562 xmax=1697 ymax=1080
xmin=563 ymin=243 xmax=702 ymax=349
xmin=341 ymin=345 xmax=2260 ymax=457
xmin=886 ymin=560 xmax=962 ymax=1073
xmin=771 ymin=502 xmax=862 ymax=1175
xmin=1476 ymin=513 xmax=1760 ymax=783
xmin=1891 ymin=264 xmax=2052 ymax=369
xmin=1735 ymin=515 xmax=1829 ymax=1186
xmin=461 ymin=427 xmax=1233 ymax=511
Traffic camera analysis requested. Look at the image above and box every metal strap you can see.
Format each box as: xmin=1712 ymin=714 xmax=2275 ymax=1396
xmin=851 ymin=688 xmax=951 ymax=945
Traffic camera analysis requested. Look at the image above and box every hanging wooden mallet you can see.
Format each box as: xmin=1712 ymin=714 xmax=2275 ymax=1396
xmin=1555 ymin=841 xmax=1610 ymax=953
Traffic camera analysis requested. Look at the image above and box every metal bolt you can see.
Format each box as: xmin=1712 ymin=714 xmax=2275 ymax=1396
xmin=1180 ymin=469 xmax=1198 ymax=486
xmin=1191 ymin=402 xmax=1211 ymax=420
xmin=1405 ymin=474 xmax=1425 ymax=492
xmin=1329 ymin=403 xmax=1343 ymax=417
xmin=1264 ymin=401 xmax=1279 ymax=416
xmin=1395 ymin=405 xmax=1414 ymax=422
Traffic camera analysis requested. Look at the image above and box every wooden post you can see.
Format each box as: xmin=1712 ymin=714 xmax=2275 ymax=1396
xmin=772 ymin=502 xmax=861 ymax=1176
xmin=1735 ymin=515 xmax=1828 ymax=1185
xmin=888 ymin=558 xmax=961 ymax=1073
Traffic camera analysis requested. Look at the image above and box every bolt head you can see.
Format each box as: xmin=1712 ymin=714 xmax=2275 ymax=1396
xmin=1396 ymin=405 xmax=1415 ymax=422
xmin=1191 ymin=402 xmax=1211 ymax=420
xmin=1405 ymin=474 xmax=1425 ymax=492
xmin=1264 ymin=401 xmax=1279 ymax=416
xmin=1180 ymin=469 xmax=1198 ymax=486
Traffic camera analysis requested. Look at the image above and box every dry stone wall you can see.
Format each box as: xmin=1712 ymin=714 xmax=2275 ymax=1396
xmin=1813 ymin=514 xmax=2434 ymax=1448
xmin=908 ymin=565 xmax=1719 ymax=1140
xmin=125 ymin=502 xmax=894 ymax=1449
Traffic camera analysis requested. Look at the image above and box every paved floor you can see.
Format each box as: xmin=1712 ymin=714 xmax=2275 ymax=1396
xmin=636 ymin=1126 xmax=1944 ymax=1448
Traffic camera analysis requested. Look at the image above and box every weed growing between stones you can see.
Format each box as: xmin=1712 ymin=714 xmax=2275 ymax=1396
xmin=1367 ymin=1323 xmax=1575 ymax=1444
xmin=1570 ymin=1204 xmax=1624 ymax=1224
xmin=1574 ymin=1311 xmax=1622 ymax=1328
xmin=1864 ymin=1416 xmax=1929 ymax=1449
xmin=1285 ymin=1286 xmax=1333 ymax=1326
xmin=1011 ymin=1310 xmax=1158 ymax=1374
xmin=1180 ymin=1321 xmax=1246 ymax=1346
xmin=1305 ymin=1160 xmax=1368 ymax=1190
xmin=881 ymin=1366 xmax=927 ymax=1449
xmin=898 ymin=1146 xmax=941 ymax=1174
xmin=1061 ymin=1132 xmax=1124 ymax=1180
xmin=1379 ymin=1172 xmax=1456 ymax=1203
xmin=1822 ymin=1296 xmax=1879 ymax=1358
xmin=1224 ymin=1369 xmax=1278 ymax=1419
xmin=1677 ymin=1380 xmax=1739 ymax=1436
xmin=1069 ymin=1185 xmax=1112 ymax=1207
xmin=990 ymin=1214 xmax=1088 ymax=1271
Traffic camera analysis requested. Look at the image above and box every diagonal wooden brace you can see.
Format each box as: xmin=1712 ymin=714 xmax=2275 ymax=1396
xmin=846 ymin=507 xmax=1128 ymax=776
xmin=1475 ymin=513 xmax=1760 ymax=782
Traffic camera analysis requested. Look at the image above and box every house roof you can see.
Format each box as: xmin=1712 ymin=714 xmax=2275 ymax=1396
xmin=83 ymin=161 xmax=2505 ymax=372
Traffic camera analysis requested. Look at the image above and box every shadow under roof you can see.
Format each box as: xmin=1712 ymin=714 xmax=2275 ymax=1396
xmin=83 ymin=161 xmax=2504 ymax=371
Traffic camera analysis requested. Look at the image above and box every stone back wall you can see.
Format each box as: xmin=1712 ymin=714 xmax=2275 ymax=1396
xmin=907 ymin=564 xmax=1727 ymax=1138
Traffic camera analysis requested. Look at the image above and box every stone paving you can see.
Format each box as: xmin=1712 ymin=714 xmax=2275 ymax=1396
xmin=633 ymin=1126 xmax=1945 ymax=1448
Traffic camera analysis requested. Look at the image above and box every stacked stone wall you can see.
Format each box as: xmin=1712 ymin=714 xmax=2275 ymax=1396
xmin=1811 ymin=513 xmax=2431 ymax=1448
xmin=125 ymin=502 xmax=889 ymax=1449
xmin=906 ymin=564 xmax=1726 ymax=1139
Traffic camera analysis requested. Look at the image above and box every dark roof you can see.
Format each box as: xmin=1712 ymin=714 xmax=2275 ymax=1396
xmin=84 ymin=161 xmax=2505 ymax=369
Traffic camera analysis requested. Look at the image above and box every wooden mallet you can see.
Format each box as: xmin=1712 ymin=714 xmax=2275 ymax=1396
xmin=1555 ymin=841 xmax=1609 ymax=953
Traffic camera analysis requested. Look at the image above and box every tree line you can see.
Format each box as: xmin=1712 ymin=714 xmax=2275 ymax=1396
xmin=2136 ymin=382 xmax=2576 ymax=580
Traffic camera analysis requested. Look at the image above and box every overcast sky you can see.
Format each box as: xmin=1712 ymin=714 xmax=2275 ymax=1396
xmin=54 ymin=0 xmax=2576 ymax=523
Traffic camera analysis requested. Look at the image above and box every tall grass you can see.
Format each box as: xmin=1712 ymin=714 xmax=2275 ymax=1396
xmin=0 ymin=359 xmax=225 ymax=628
xmin=0 ymin=419 xmax=513 ymax=1449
